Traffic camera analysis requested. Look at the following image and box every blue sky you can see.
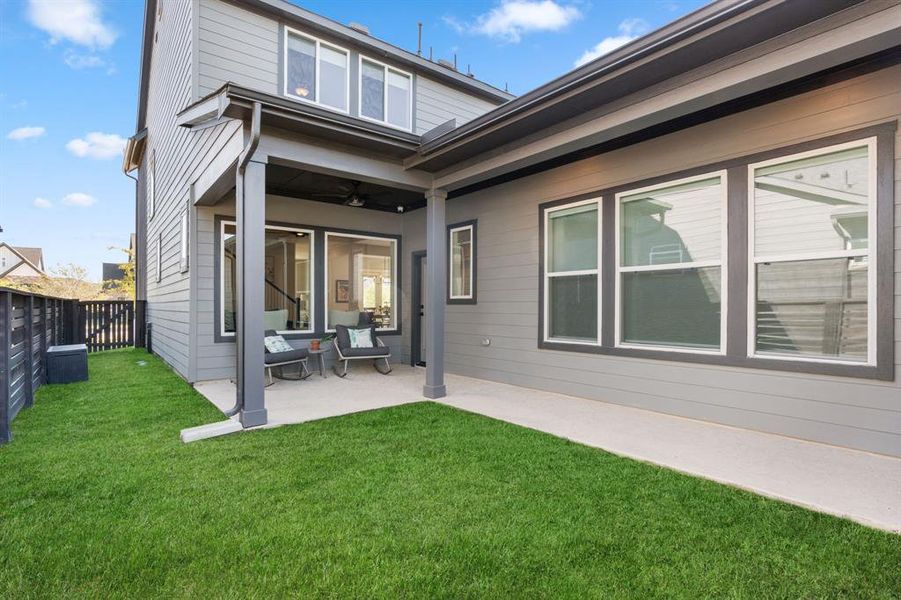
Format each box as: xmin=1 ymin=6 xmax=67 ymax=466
xmin=0 ymin=0 xmax=705 ymax=280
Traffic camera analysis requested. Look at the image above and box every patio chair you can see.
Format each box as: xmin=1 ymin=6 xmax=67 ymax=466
xmin=332 ymin=324 xmax=392 ymax=377
xmin=264 ymin=330 xmax=311 ymax=386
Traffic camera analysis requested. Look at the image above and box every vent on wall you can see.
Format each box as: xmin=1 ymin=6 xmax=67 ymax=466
xmin=349 ymin=22 xmax=370 ymax=35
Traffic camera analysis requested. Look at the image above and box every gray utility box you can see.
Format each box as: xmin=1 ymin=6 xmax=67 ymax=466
xmin=46 ymin=344 xmax=89 ymax=384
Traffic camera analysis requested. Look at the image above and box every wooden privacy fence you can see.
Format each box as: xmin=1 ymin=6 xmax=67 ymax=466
xmin=0 ymin=288 xmax=146 ymax=444
xmin=0 ymin=288 xmax=78 ymax=444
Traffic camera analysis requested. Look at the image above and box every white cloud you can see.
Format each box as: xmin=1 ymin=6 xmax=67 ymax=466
xmin=33 ymin=197 xmax=53 ymax=209
xmin=7 ymin=126 xmax=45 ymax=140
xmin=66 ymin=132 xmax=126 ymax=159
xmin=27 ymin=0 xmax=117 ymax=49
xmin=449 ymin=0 xmax=582 ymax=43
xmin=575 ymin=18 xmax=650 ymax=67
xmin=63 ymin=51 xmax=106 ymax=70
xmin=62 ymin=192 xmax=97 ymax=207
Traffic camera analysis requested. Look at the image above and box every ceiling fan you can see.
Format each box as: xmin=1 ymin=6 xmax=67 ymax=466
xmin=311 ymin=180 xmax=368 ymax=208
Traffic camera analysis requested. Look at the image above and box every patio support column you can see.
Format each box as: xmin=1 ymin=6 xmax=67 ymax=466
xmin=235 ymin=152 xmax=268 ymax=427
xmin=423 ymin=187 xmax=447 ymax=399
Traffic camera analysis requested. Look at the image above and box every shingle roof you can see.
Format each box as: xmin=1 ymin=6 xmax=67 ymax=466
xmin=13 ymin=246 xmax=43 ymax=268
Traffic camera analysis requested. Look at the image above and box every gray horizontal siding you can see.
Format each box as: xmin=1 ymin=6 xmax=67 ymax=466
xmin=196 ymin=0 xmax=279 ymax=97
xmin=416 ymin=76 xmax=500 ymax=135
xmin=196 ymin=0 xmax=502 ymax=134
xmin=445 ymin=64 xmax=901 ymax=457
xmin=142 ymin=0 xmax=242 ymax=380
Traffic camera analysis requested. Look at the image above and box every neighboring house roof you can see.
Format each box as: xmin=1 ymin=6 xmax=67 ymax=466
xmin=0 ymin=242 xmax=46 ymax=278
xmin=14 ymin=247 xmax=43 ymax=270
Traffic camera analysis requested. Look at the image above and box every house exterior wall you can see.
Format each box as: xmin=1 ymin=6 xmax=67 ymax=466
xmin=141 ymin=0 xmax=241 ymax=379
xmin=442 ymin=64 xmax=901 ymax=457
xmin=192 ymin=194 xmax=408 ymax=382
xmin=0 ymin=247 xmax=41 ymax=278
xmin=194 ymin=0 xmax=503 ymax=134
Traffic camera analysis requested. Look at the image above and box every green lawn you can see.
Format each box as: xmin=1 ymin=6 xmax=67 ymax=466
xmin=1 ymin=349 xmax=899 ymax=598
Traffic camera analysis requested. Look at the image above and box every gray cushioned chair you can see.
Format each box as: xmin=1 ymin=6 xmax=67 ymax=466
xmin=332 ymin=324 xmax=391 ymax=377
xmin=264 ymin=329 xmax=311 ymax=386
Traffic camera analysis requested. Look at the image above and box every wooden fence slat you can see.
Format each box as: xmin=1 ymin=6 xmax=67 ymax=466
xmin=23 ymin=296 xmax=33 ymax=409
xmin=1 ymin=291 xmax=11 ymax=444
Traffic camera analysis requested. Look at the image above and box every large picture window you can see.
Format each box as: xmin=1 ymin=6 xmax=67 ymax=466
xmin=616 ymin=173 xmax=727 ymax=352
xmin=325 ymin=232 xmax=397 ymax=330
xmin=543 ymin=199 xmax=600 ymax=343
xmin=449 ymin=222 xmax=476 ymax=302
xmin=359 ymin=57 xmax=412 ymax=131
xmin=749 ymin=139 xmax=876 ymax=364
xmin=221 ymin=222 xmax=314 ymax=336
xmin=285 ymin=29 xmax=349 ymax=112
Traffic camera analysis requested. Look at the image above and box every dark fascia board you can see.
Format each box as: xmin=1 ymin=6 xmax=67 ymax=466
xmin=229 ymin=0 xmax=514 ymax=104
xmin=135 ymin=0 xmax=157 ymax=131
xmin=411 ymin=0 xmax=866 ymax=168
xmin=178 ymin=84 xmax=422 ymax=159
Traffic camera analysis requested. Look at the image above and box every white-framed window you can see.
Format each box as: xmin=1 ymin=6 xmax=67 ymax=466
xmin=179 ymin=206 xmax=189 ymax=273
xmin=359 ymin=56 xmax=413 ymax=131
xmin=156 ymin=233 xmax=162 ymax=283
xmin=615 ymin=172 xmax=728 ymax=353
xmin=220 ymin=221 xmax=315 ymax=337
xmin=148 ymin=150 xmax=156 ymax=220
xmin=543 ymin=198 xmax=601 ymax=344
xmin=325 ymin=231 xmax=397 ymax=331
xmin=284 ymin=28 xmax=350 ymax=113
xmin=748 ymin=138 xmax=876 ymax=365
xmin=449 ymin=223 xmax=475 ymax=301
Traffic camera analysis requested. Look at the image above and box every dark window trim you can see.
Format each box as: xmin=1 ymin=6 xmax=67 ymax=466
xmin=447 ymin=219 xmax=477 ymax=305
xmin=213 ymin=215 xmax=402 ymax=343
xmin=538 ymin=122 xmax=896 ymax=381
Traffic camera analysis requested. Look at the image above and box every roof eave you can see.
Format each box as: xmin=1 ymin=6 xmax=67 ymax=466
xmin=177 ymin=84 xmax=422 ymax=159
xmin=411 ymin=0 xmax=764 ymax=162
xmin=239 ymin=0 xmax=514 ymax=104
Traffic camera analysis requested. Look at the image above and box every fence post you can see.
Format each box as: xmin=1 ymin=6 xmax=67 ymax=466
xmin=40 ymin=296 xmax=48 ymax=384
xmin=1 ymin=291 xmax=11 ymax=444
xmin=24 ymin=295 xmax=34 ymax=409
xmin=135 ymin=300 xmax=146 ymax=349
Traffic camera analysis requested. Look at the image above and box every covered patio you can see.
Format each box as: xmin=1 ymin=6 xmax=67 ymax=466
xmin=180 ymin=85 xmax=452 ymax=428
xmin=192 ymin=365 xmax=901 ymax=533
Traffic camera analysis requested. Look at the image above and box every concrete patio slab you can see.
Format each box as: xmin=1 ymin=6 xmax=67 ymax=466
xmin=193 ymin=365 xmax=425 ymax=427
xmin=193 ymin=365 xmax=901 ymax=533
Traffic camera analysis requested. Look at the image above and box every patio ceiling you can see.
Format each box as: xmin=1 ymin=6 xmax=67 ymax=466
xmin=265 ymin=163 xmax=426 ymax=213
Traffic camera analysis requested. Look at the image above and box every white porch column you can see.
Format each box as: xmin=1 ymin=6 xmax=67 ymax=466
xmin=235 ymin=153 xmax=267 ymax=427
xmin=423 ymin=187 xmax=447 ymax=399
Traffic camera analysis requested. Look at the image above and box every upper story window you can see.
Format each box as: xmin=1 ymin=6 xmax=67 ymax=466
xmin=285 ymin=28 xmax=349 ymax=113
xmin=748 ymin=138 xmax=876 ymax=364
xmin=359 ymin=57 xmax=412 ymax=131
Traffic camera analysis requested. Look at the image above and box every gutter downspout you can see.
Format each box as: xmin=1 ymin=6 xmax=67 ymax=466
xmin=224 ymin=101 xmax=262 ymax=418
